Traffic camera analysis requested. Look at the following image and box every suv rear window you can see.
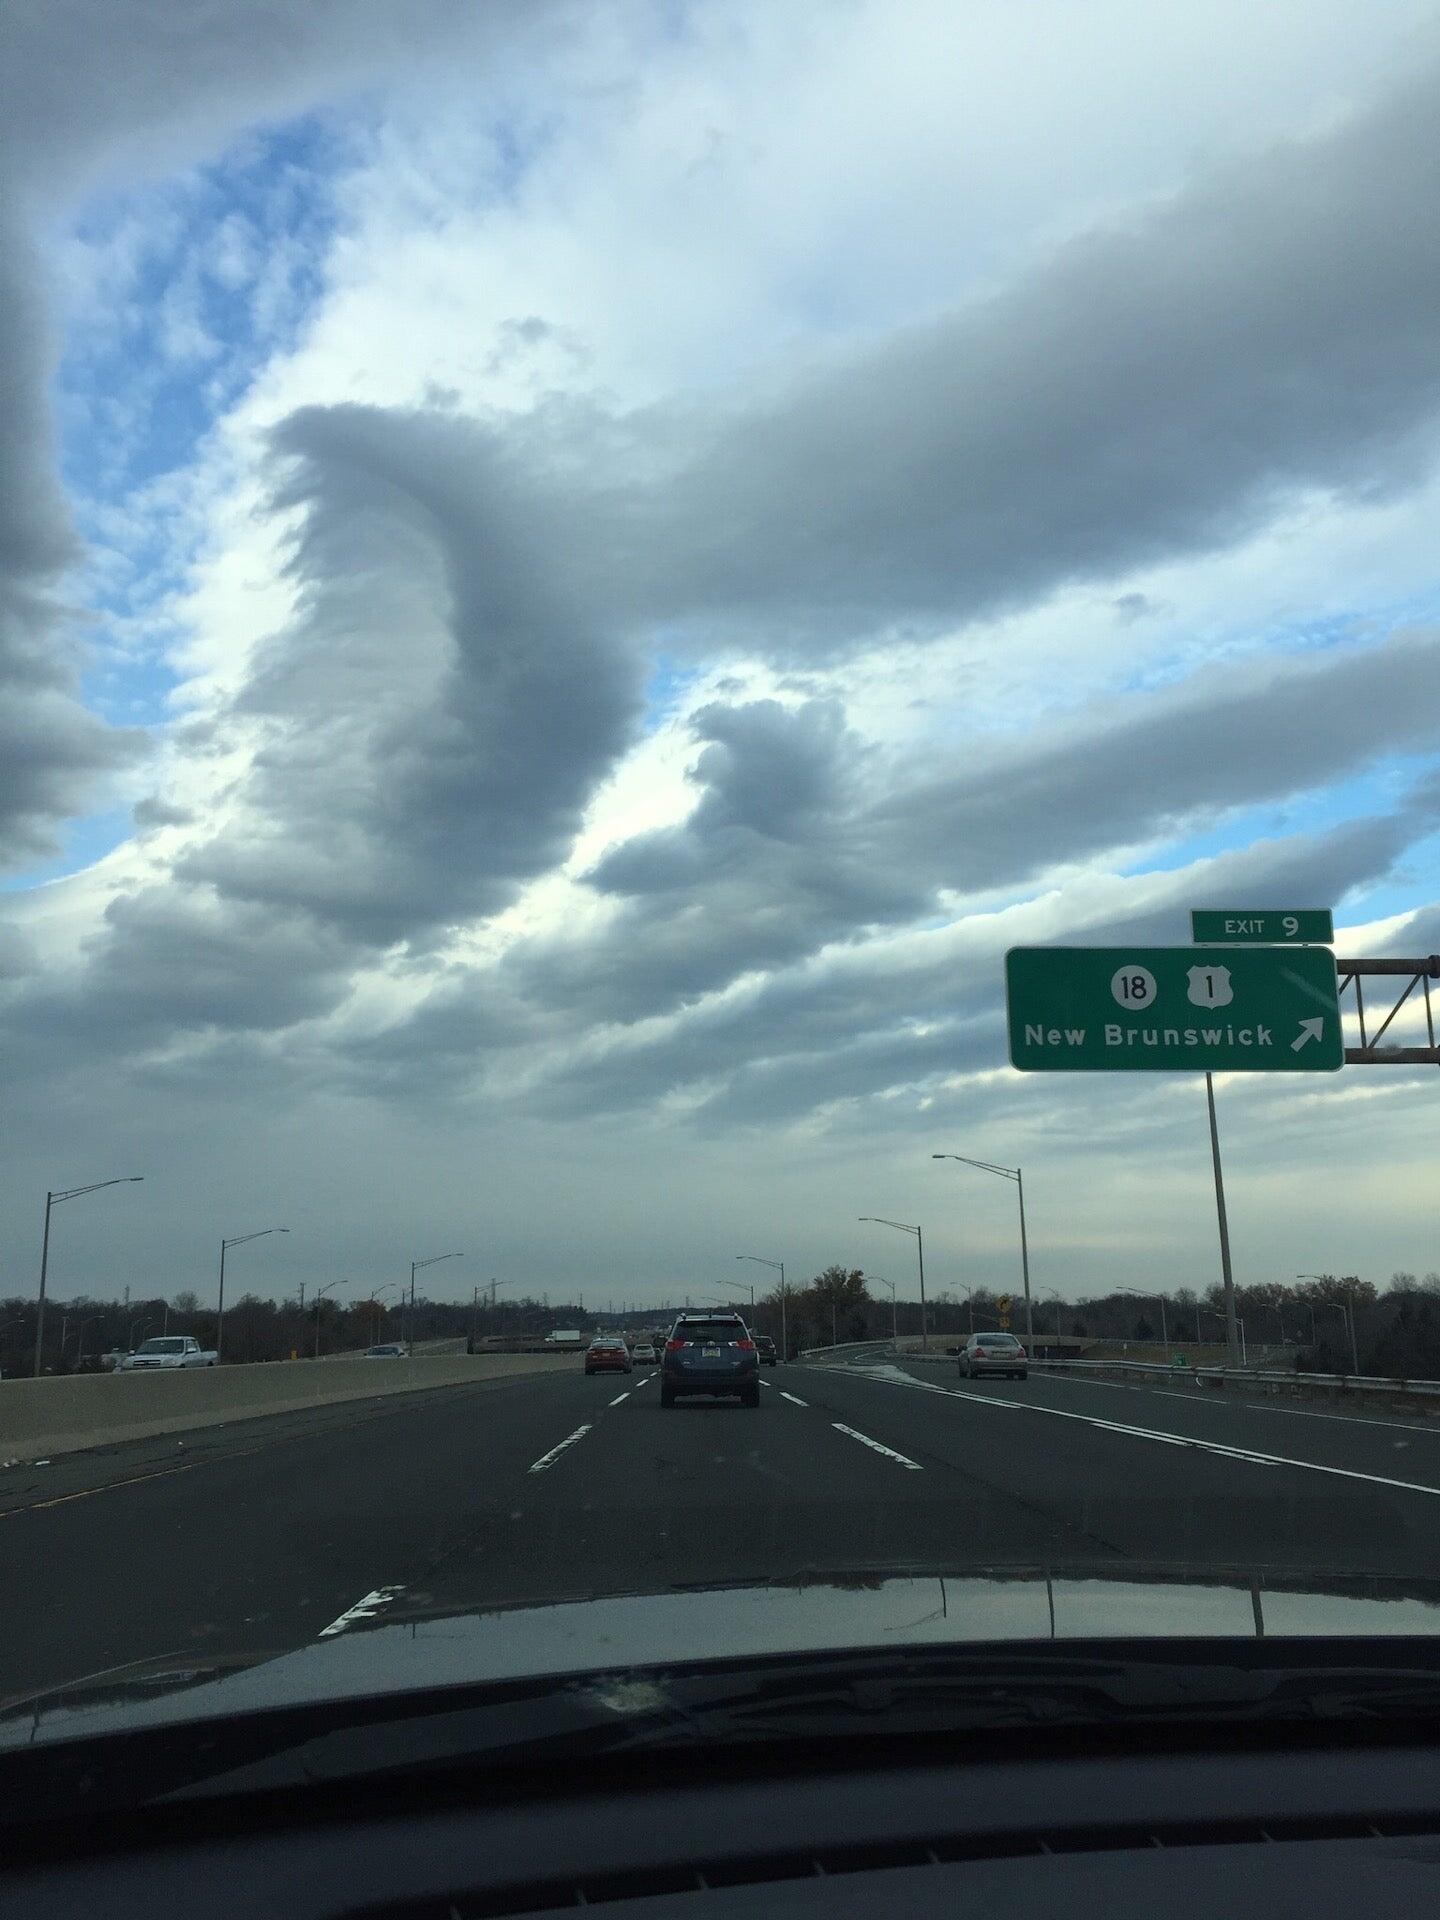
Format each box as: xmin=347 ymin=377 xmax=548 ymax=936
xmin=673 ymin=1320 xmax=745 ymax=1341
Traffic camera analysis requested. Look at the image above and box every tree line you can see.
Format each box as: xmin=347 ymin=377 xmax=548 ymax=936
xmin=7 ymin=1269 xmax=1440 ymax=1377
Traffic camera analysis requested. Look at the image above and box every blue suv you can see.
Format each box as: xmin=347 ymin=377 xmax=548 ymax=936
xmin=660 ymin=1312 xmax=761 ymax=1408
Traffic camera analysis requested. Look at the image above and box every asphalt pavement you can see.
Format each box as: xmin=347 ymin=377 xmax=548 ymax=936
xmin=7 ymin=1351 xmax=1440 ymax=1705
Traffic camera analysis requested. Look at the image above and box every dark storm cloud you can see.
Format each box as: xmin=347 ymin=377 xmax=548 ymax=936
xmin=179 ymin=404 xmax=643 ymax=949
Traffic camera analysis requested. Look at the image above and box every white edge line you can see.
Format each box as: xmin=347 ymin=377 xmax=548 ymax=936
xmin=856 ymin=1370 xmax=1440 ymax=1497
xmin=317 ymin=1585 xmax=405 ymax=1639
xmin=528 ymin=1423 xmax=593 ymax=1474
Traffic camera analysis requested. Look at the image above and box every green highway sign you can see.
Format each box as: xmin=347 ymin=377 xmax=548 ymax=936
xmin=1006 ymin=946 xmax=1343 ymax=1073
xmin=1189 ymin=909 xmax=1334 ymax=945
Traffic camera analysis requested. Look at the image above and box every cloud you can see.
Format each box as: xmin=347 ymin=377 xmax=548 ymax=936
xmin=562 ymin=62 xmax=1440 ymax=659
xmin=0 ymin=204 xmax=148 ymax=869
xmin=519 ymin=808 xmax=1432 ymax=1126
xmin=499 ymin=630 xmax=1440 ymax=1041
xmin=175 ymin=403 xmax=643 ymax=950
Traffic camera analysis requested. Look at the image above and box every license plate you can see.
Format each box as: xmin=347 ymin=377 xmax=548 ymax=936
xmin=702 ymin=1346 xmax=722 ymax=1358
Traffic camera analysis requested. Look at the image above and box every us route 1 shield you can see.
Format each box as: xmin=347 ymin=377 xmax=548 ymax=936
xmin=1005 ymin=946 xmax=1343 ymax=1073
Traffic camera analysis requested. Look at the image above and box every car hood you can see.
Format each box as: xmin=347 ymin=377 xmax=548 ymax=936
xmin=9 ymin=1564 xmax=1440 ymax=1752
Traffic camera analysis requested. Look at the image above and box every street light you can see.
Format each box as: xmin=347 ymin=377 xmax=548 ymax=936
xmin=217 ymin=1229 xmax=289 ymax=1363
xmin=476 ymin=1278 xmax=511 ymax=1350
xmin=1041 ymin=1287 xmax=1065 ymax=1348
xmin=368 ymin=1283 xmax=403 ymax=1345
xmin=738 ymin=1255 xmax=786 ymax=1360
xmin=1297 ymin=1274 xmax=1360 ymax=1373
xmin=34 ymin=1178 xmax=144 ymax=1377
xmin=1199 ymin=1304 xmax=1247 ymax=1366
xmin=1119 ymin=1287 xmax=1169 ymax=1353
xmin=408 ymin=1253 xmax=463 ymax=1354
xmin=859 ymin=1218 xmax=928 ymax=1351
xmin=873 ymin=1276 xmax=898 ymax=1346
xmin=932 ymin=1154 xmax=1033 ymax=1344
xmin=312 ymin=1278 xmax=359 ymax=1359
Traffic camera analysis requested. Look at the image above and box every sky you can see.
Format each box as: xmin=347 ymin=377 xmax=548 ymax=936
xmin=3 ymin=0 xmax=1440 ymax=1317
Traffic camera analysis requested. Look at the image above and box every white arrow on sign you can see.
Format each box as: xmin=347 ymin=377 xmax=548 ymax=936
xmin=1291 ymin=1017 xmax=1325 ymax=1052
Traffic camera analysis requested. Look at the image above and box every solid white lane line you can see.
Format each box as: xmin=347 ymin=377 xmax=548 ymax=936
xmin=609 ymin=1392 xmax=631 ymax=1406
xmin=832 ymin=1422 xmax=923 ymax=1470
xmin=528 ymin=1424 xmax=593 ymax=1473
xmin=846 ymin=1370 xmax=1440 ymax=1496
xmin=318 ymin=1585 xmax=404 ymax=1639
xmin=1041 ymin=1371 xmax=1440 ymax=1438
xmin=780 ymin=1392 xmax=809 ymax=1407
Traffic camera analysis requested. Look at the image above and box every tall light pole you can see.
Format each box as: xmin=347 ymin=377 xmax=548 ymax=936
xmin=369 ymin=1283 xmax=403 ymax=1345
xmin=312 ymin=1278 xmax=358 ymax=1359
xmin=408 ymin=1252 xmax=462 ymax=1354
xmin=217 ymin=1228 xmax=289 ymax=1363
xmin=932 ymin=1153 xmax=1033 ymax=1344
xmin=874 ymin=1277 xmax=898 ymax=1345
xmin=34 ymin=1178 xmax=144 ymax=1377
xmin=859 ymin=1218 xmax=927 ymax=1351
xmin=1041 ymin=1287 xmax=1065 ymax=1347
xmin=1298 ymin=1274 xmax=1359 ymax=1373
xmin=738 ymin=1255 xmax=786 ymax=1359
xmin=1120 ymin=1287 xmax=1168 ymax=1353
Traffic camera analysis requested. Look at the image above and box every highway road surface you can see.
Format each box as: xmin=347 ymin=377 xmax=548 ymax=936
xmin=7 ymin=1352 xmax=1440 ymax=1705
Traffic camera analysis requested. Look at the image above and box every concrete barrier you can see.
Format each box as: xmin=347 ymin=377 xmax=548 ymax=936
xmin=0 ymin=1352 xmax=579 ymax=1465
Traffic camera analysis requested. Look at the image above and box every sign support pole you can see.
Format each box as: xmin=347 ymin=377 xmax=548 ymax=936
xmin=1204 ymin=1072 xmax=1240 ymax=1366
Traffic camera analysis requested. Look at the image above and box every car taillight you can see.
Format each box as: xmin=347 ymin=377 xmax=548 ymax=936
xmin=1015 ymin=1346 xmax=1027 ymax=1358
xmin=665 ymin=1339 xmax=684 ymax=1352
xmin=736 ymin=1338 xmax=755 ymax=1350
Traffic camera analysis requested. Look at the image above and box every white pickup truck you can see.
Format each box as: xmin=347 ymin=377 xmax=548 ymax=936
xmin=118 ymin=1335 xmax=218 ymax=1371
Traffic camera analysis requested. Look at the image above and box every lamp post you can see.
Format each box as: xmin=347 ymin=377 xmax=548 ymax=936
xmin=737 ymin=1256 xmax=786 ymax=1359
xmin=1297 ymin=1275 xmax=1359 ymax=1373
xmin=1119 ymin=1287 xmax=1168 ymax=1354
xmin=874 ymin=1277 xmax=898 ymax=1346
xmin=217 ymin=1229 xmax=289 ymax=1363
xmin=1041 ymin=1287 xmax=1065 ymax=1349
xmin=932 ymin=1153 xmax=1033 ymax=1344
xmin=312 ymin=1278 xmax=356 ymax=1359
xmin=859 ymin=1218 xmax=927 ymax=1351
xmin=369 ymin=1283 xmax=403 ymax=1345
xmin=34 ymin=1178 xmax=144 ymax=1377
xmin=407 ymin=1253 xmax=463 ymax=1354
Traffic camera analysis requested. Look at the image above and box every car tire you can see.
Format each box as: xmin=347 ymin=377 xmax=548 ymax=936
xmin=660 ymin=1385 xmax=675 ymax=1408
xmin=743 ymin=1384 xmax=761 ymax=1408
xmin=1018 ymin=1371 xmax=1028 ymax=1381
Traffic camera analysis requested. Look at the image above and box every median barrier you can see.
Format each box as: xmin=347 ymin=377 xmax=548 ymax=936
xmin=0 ymin=1351 xmax=579 ymax=1465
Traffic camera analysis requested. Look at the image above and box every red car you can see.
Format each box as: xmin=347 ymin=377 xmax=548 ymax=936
xmin=584 ymin=1337 xmax=633 ymax=1376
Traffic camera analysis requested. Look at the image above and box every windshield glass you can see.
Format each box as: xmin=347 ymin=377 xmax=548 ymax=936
xmin=3 ymin=0 xmax=1440 ymax=1791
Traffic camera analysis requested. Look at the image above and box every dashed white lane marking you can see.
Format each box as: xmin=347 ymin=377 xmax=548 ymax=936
xmin=609 ymin=1391 xmax=631 ymax=1406
xmin=528 ymin=1424 xmax=593 ymax=1473
xmin=832 ymin=1422 xmax=923 ymax=1470
xmin=318 ymin=1585 xmax=404 ymax=1638
xmin=781 ymin=1391 xmax=809 ymax=1407
xmin=841 ymin=1368 xmax=1440 ymax=1497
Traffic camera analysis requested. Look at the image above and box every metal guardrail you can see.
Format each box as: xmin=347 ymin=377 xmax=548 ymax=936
xmin=1031 ymin=1355 xmax=1440 ymax=1398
